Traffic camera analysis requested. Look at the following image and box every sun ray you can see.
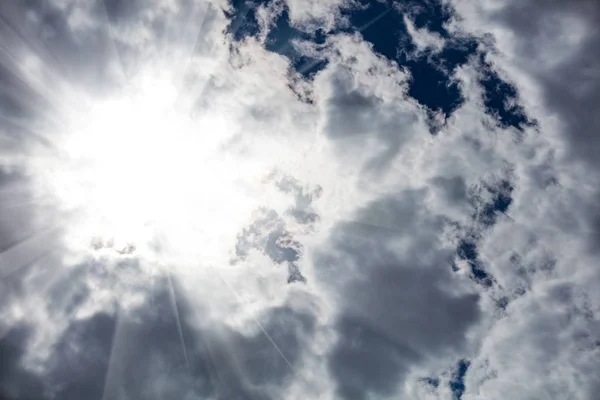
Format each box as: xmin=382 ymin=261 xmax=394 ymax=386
xmin=0 ymin=195 xmax=52 ymax=212
xmin=172 ymin=2 xmax=220 ymax=115
xmin=356 ymin=7 xmax=392 ymax=32
xmin=0 ymin=11 xmax=65 ymax=74
xmin=172 ymin=0 xmax=267 ymax=115
xmin=0 ymin=58 xmax=71 ymax=124
xmin=166 ymin=268 xmax=192 ymax=375
xmin=0 ymin=115 xmax=61 ymax=153
xmin=176 ymin=0 xmax=211 ymax=77
xmin=97 ymin=0 xmax=129 ymax=84
xmin=101 ymin=305 xmax=125 ymax=400
xmin=0 ymin=224 xmax=62 ymax=279
xmin=1 ymin=246 xmax=57 ymax=281
xmin=0 ymin=223 xmax=60 ymax=258
xmin=211 ymin=266 xmax=295 ymax=372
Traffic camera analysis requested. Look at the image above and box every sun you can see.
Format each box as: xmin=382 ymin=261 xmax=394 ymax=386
xmin=30 ymin=72 xmax=270 ymax=266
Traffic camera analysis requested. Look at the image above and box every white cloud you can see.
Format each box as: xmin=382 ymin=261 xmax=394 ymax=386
xmin=445 ymin=1 xmax=600 ymax=399
xmin=284 ymin=0 xmax=353 ymax=32
xmin=403 ymin=15 xmax=446 ymax=53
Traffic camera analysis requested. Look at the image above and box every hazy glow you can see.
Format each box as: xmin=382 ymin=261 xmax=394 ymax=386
xmin=32 ymin=73 xmax=272 ymax=266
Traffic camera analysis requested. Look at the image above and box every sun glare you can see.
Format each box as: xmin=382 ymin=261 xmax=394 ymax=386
xmin=32 ymin=74 xmax=271 ymax=266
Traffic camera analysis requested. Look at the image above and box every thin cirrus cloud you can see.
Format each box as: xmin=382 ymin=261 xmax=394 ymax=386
xmin=0 ymin=0 xmax=599 ymax=399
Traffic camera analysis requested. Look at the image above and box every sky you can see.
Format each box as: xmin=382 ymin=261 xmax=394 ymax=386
xmin=0 ymin=0 xmax=599 ymax=399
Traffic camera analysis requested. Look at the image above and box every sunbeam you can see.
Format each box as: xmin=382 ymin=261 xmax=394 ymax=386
xmin=98 ymin=0 xmax=129 ymax=84
xmin=213 ymin=266 xmax=295 ymax=372
xmin=100 ymin=305 xmax=125 ymax=400
xmin=167 ymin=269 xmax=192 ymax=375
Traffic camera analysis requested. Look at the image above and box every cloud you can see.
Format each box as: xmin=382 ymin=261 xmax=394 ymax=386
xmin=283 ymin=0 xmax=352 ymax=32
xmin=1 ymin=0 xmax=600 ymax=399
xmin=444 ymin=0 xmax=600 ymax=398
xmin=403 ymin=14 xmax=446 ymax=53
xmin=1 ymin=274 xmax=318 ymax=399
xmin=315 ymin=190 xmax=481 ymax=399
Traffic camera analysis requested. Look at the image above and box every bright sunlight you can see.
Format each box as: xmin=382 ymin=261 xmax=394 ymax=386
xmin=30 ymin=71 xmax=272 ymax=266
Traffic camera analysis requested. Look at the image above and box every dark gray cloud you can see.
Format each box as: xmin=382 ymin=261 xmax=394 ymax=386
xmin=323 ymin=68 xmax=387 ymax=140
xmin=0 ymin=271 xmax=316 ymax=400
xmin=0 ymin=325 xmax=46 ymax=400
xmin=489 ymin=1 xmax=600 ymax=257
xmin=316 ymin=189 xmax=480 ymax=399
xmin=316 ymin=57 xmax=424 ymax=174
xmin=485 ymin=0 xmax=600 ymax=167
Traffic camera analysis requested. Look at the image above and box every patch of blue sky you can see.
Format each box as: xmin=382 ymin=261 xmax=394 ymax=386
xmin=450 ymin=359 xmax=470 ymax=399
xmin=227 ymin=0 xmax=534 ymax=132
